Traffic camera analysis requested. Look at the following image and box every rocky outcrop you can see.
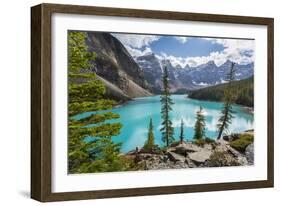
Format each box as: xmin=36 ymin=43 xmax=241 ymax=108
xmin=145 ymin=156 xmax=190 ymax=170
xmin=172 ymin=142 xmax=201 ymax=155
xmin=188 ymin=150 xmax=212 ymax=164
xmin=213 ymin=139 xmax=249 ymax=166
xmin=245 ymin=143 xmax=254 ymax=165
xmin=222 ymin=133 xmax=240 ymax=142
xmin=167 ymin=151 xmax=186 ymax=162
xmin=126 ymin=133 xmax=253 ymax=171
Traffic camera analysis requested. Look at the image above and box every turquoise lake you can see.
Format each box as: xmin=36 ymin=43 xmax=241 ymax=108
xmin=76 ymin=95 xmax=254 ymax=153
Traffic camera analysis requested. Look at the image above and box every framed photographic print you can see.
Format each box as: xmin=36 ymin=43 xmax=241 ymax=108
xmin=31 ymin=3 xmax=274 ymax=202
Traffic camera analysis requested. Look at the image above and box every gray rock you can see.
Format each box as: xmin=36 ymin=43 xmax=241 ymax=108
xmin=222 ymin=135 xmax=230 ymax=141
xmin=85 ymin=32 xmax=152 ymax=100
xmin=227 ymin=146 xmax=242 ymax=158
xmin=223 ymin=133 xmax=240 ymax=142
xmin=236 ymin=156 xmax=248 ymax=165
xmin=203 ymin=144 xmax=213 ymax=150
xmin=215 ymin=139 xmax=230 ymax=152
xmin=185 ymin=157 xmax=197 ymax=168
xmin=167 ymin=151 xmax=186 ymax=162
xmin=245 ymin=143 xmax=254 ymax=165
xmin=138 ymin=153 xmax=154 ymax=160
xmin=174 ymin=142 xmax=201 ymax=155
xmin=188 ymin=149 xmax=212 ymax=164
xmin=126 ymin=150 xmax=136 ymax=155
xmin=143 ymin=154 xmax=189 ymax=170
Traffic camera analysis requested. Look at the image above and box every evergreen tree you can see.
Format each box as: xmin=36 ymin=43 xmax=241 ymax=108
xmin=160 ymin=66 xmax=174 ymax=147
xmin=144 ymin=118 xmax=155 ymax=150
xmin=193 ymin=106 xmax=206 ymax=140
xmin=68 ymin=31 xmax=131 ymax=173
xmin=217 ymin=62 xmax=237 ymax=139
xmin=179 ymin=119 xmax=185 ymax=143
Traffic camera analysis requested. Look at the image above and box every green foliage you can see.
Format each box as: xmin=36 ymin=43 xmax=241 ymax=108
xmin=68 ymin=31 xmax=130 ymax=174
xmin=230 ymin=134 xmax=254 ymax=152
xmin=205 ymin=137 xmax=215 ymax=144
xmin=217 ymin=63 xmax=237 ymax=139
xmin=216 ymin=102 xmax=236 ymax=139
xmin=193 ymin=106 xmax=206 ymax=140
xmin=69 ymin=81 xmax=105 ymax=103
xmin=179 ymin=119 xmax=185 ymax=143
xmin=208 ymin=151 xmax=229 ymax=167
xmin=74 ymin=139 xmax=134 ymax=173
xmin=144 ymin=118 xmax=155 ymax=150
xmin=69 ymin=99 xmax=116 ymax=116
xmin=193 ymin=137 xmax=214 ymax=147
xmin=68 ymin=31 xmax=96 ymax=72
xmin=194 ymin=138 xmax=206 ymax=147
xmin=189 ymin=77 xmax=253 ymax=107
xmin=160 ymin=66 xmax=175 ymax=147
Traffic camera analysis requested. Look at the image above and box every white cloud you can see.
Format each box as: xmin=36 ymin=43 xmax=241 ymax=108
xmin=174 ymin=37 xmax=189 ymax=44
xmin=157 ymin=53 xmax=189 ymax=68
xmin=203 ymin=38 xmax=255 ymax=65
xmin=112 ymin=33 xmax=160 ymax=58
xmin=156 ymin=38 xmax=255 ymax=67
xmin=125 ymin=46 xmax=153 ymax=57
xmin=112 ymin=33 xmax=254 ymax=67
xmin=112 ymin=33 xmax=160 ymax=48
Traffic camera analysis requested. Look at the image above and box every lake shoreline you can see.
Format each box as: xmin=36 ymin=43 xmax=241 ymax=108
xmin=242 ymin=106 xmax=254 ymax=115
xmin=123 ymin=130 xmax=254 ymax=170
xmin=115 ymin=94 xmax=254 ymax=116
xmin=79 ymin=95 xmax=253 ymax=153
xmin=187 ymin=95 xmax=254 ymax=115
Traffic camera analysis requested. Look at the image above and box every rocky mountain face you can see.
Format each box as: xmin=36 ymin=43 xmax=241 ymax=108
xmin=136 ymin=54 xmax=196 ymax=93
xmin=82 ymin=32 xmax=254 ymax=98
xmin=135 ymin=53 xmax=163 ymax=94
xmin=84 ymin=32 xmax=151 ymax=101
xmin=135 ymin=54 xmax=254 ymax=93
xmin=188 ymin=60 xmax=253 ymax=85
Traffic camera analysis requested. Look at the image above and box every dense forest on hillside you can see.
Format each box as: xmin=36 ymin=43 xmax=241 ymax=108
xmin=189 ymin=77 xmax=254 ymax=107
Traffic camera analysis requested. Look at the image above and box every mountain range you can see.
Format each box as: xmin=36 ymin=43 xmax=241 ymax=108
xmin=135 ymin=53 xmax=254 ymax=93
xmin=82 ymin=32 xmax=254 ymax=100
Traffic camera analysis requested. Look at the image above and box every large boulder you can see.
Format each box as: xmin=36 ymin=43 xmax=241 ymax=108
xmin=227 ymin=145 xmax=243 ymax=158
xmin=173 ymin=142 xmax=201 ymax=155
xmin=245 ymin=143 xmax=254 ymax=165
xmin=223 ymin=133 xmax=239 ymax=141
xmin=167 ymin=151 xmax=186 ymax=162
xmin=215 ymin=139 xmax=230 ymax=152
xmin=207 ymin=150 xmax=235 ymax=167
xmin=188 ymin=149 xmax=212 ymax=164
xmin=236 ymin=156 xmax=248 ymax=165
xmin=185 ymin=157 xmax=197 ymax=168
xmin=216 ymin=139 xmax=248 ymax=166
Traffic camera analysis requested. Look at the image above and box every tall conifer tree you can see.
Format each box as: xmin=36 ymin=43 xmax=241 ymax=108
xmin=193 ymin=106 xmax=206 ymax=140
xmin=160 ymin=66 xmax=174 ymax=147
xmin=217 ymin=62 xmax=237 ymax=139
xmin=144 ymin=118 xmax=155 ymax=150
xmin=68 ymin=31 xmax=130 ymax=173
xmin=179 ymin=119 xmax=185 ymax=143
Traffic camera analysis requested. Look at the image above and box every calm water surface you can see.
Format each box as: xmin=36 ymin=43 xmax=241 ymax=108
xmin=76 ymin=95 xmax=254 ymax=153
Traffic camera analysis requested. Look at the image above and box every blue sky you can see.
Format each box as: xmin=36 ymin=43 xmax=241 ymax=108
xmin=111 ymin=33 xmax=255 ymax=67
xmin=150 ymin=36 xmax=224 ymax=57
